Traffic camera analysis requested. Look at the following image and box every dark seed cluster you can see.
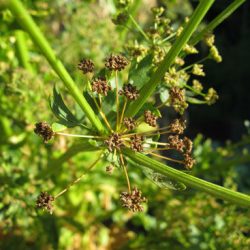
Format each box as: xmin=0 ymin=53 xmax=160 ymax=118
xmin=144 ymin=110 xmax=158 ymax=127
xmin=169 ymin=119 xmax=186 ymax=134
xmin=78 ymin=58 xmax=94 ymax=74
xmin=130 ymin=135 xmax=144 ymax=152
xmin=123 ymin=117 xmax=136 ymax=131
xmin=169 ymin=87 xmax=188 ymax=114
xmin=105 ymin=55 xmax=129 ymax=71
xmin=34 ymin=122 xmax=54 ymax=143
xmin=92 ymin=77 xmax=111 ymax=96
xmin=36 ymin=192 xmax=55 ymax=214
xmin=120 ymin=187 xmax=147 ymax=212
xmin=105 ymin=133 xmax=123 ymax=152
xmin=120 ymin=83 xmax=139 ymax=100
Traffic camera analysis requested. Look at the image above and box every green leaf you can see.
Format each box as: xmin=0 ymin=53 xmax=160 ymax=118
xmin=128 ymin=54 xmax=153 ymax=89
xmin=50 ymin=86 xmax=82 ymax=127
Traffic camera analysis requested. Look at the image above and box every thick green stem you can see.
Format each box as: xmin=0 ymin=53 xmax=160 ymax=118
xmin=125 ymin=0 xmax=215 ymax=118
xmin=7 ymin=0 xmax=105 ymax=133
xmin=123 ymin=149 xmax=250 ymax=207
xmin=190 ymin=0 xmax=246 ymax=45
xmin=15 ymin=30 xmax=34 ymax=73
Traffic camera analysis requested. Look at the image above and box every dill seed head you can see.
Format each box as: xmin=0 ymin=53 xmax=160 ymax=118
xmin=120 ymin=83 xmax=139 ymax=100
xmin=123 ymin=117 xmax=136 ymax=131
xmin=144 ymin=110 xmax=158 ymax=127
xmin=36 ymin=192 xmax=55 ymax=214
xmin=105 ymin=133 xmax=123 ymax=152
xmin=120 ymin=187 xmax=147 ymax=212
xmin=183 ymin=153 xmax=195 ymax=170
xmin=34 ymin=122 xmax=54 ymax=143
xmin=92 ymin=77 xmax=111 ymax=96
xmin=106 ymin=164 xmax=114 ymax=174
xmin=183 ymin=136 xmax=193 ymax=154
xmin=168 ymin=135 xmax=185 ymax=152
xmin=130 ymin=135 xmax=144 ymax=152
xmin=169 ymin=119 xmax=186 ymax=134
xmin=105 ymin=54 xmax=129 ymax=71
xmin=78 ymin=58 xmax=94 ymax=74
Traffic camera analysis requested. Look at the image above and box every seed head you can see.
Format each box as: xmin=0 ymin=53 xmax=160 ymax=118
xmin=205 ymin=88 xmax=219 ymax=105
xmin=183 ymin=136 xmax=193 ymax=154
xmin=120 ymin=83 xmax=139 ymax=100
xmin=120 ymin=187 xmax=147 ymax=212
xmin=169 ymin=87 xmax=188 ymax=114
xmin=123 ymin=117 xmax=136 ymax=131
xmin=78 ymin=58 xmax=94 ymax=74
xmin=183 ymin=154 xmax=195 ymax=170
xmin=105 ymin=133 xmax=123 ymax=152
xmin=36 ymin=192 xmax=55 ymax=214
xmin=168 ymin=135 xmax=185 ymax=152
xmin=105 ymin=54 xmax=129 ymax=71
xmin=130 ymin=135 xmax=144 ymax=152
xmin=144 ymin=110 xmax=158 ymax=127
xmin=34 ymin=122 xmax=54 ymax=143
xmin=169 ymin=119 xmax=186 ymax=134
xmin=106 ymin=164 xmax=114 ymax=174
xmin=92 ymin=77 xmax=111 ymax=96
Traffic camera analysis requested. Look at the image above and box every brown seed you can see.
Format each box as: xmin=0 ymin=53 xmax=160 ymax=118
xmin=92 ymin=77 xmax=111 ymax=96
xmin=104 ymin=133 xmax=123 ymax=152
xmin=120 ymin=83 xmax=139 ymax=100
xmin=144 ymin=110 xmax=158 ymax=127
xmin=120 ymin=187 xmax=147 ymax=212
xmin=123 ymin=117 xmax=136 ymax=131
xmin=130 ymin=135 xmax=144 ymax=152
xmin=105 ymin=54 xmax=129 ymax=71
xmin=169 ymin=119 xmax=186 ymax=134
xmin=78 ymin=58 xmax=94 ymax=74
xmin=34 ymin=122 xmax=54 ymax=143
xmin=36 ymin=191 xmax=55 ymax=214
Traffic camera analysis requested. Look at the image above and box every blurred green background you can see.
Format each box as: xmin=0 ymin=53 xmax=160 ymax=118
xmin=0 ymin=0 xmax=250 ymax=249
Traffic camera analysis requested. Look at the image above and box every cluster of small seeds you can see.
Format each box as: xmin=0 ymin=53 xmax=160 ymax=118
xmin=123 ymin=117 xmax=136 ymax=131
xmin=120 ymin=187 xmax=147 ymax=212
xmin=34 ymin=122 xmax=54 ymax=143
xmin=78 ymin=58 xmax=94 ymax=74
xmin=105 ymin=54 xmax=129 ymax=71
xmin=92 ymin=77 xmax=111 ymax=96
xmin=119 ymin=83 xmax=139 ymax=100
xmin=144 ymin=110 xmax=158 ymax=127
xmin=36 ymin=192 xmax=55 ymax=214
xmin=130 ymin=135 xmax=144 ymax=152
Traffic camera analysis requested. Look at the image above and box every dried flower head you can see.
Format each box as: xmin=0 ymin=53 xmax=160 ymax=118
xmin=123 ymin=117 xmax=136 ymax=130
xmin=105 ymin=133 xmax=123 ymax=152
xmin=78 ymin=58 xmax=94 ymax=74
xmin=183 ymin=136 xmax=193 ymax=154
xmin=130 ymin=135 xmax=144 ymax=152
xmin=120 ymin=83 xmax=139 ymax=100
xmin=106 ymin=164 xmax=114 ymax=174
xmin=183 ymin=153 xmax=195 ymax=170
xmin=105 ymin=54 xmax=129 ymax=71
xmin=169 ymin=87 xmax=188 ymax=114
xmin=144 ymin=110 xmax=158 ymax=127
xmin=92 ymin=77 xmax=111 ymax=96
xmin=169 ymin=119 xmax=186 ymax=134
xmin=168 ymin=135 xmax=185 ymax=152
xmin=120 ymin=187 xmax=147 ymax=212
xmin=36 ymin=192 xmax=55 ymax=214
xmin=34 ymin=122 xmax=54 ymax=143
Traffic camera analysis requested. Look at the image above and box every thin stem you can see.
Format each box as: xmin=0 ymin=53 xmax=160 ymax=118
xmin=125 ymin=0 xmax=215 ymax=118
xmin=55 ymin=132 xmax=103 ymax=139
xmin=119 ymin=98 xmax=128 ymax=130
xmin=149 ymin=152 xmax=184 ymax=164
xmin=6 ymin=0 xmax=105 ymax=133
xmin=54 ymin=151 xmax=103 ymax=199
xmin=123 ymin=148 xmax=250 ymax=207
xmin=93 ymin=96 xmax=113 ymax=132
xmin=181 ymin=56 xmax=209 ymax=72
xmin=190 ymin=0 xmax=246 ymax=46
xmin=119 ymin=153 xmax=131 ymax=193
xmin=128 ymin=13 xmax=150 ymax=41
xmin=144 ymin=140 xmax=168 ymax=146
xmin=115 ymin=71 xmax=120 ymax=131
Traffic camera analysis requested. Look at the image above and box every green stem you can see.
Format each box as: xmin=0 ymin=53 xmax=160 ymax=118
xmin=123 ymin=149 xmax=250 ymax=207
xmin=7 ymin=0 xmax=105 ymax=133
xmin=15 ymin=30 xmax=34 ymax=73
xmin=125 ymin=0 xmax=215 ymax=118
xmin=128 ymin=13 xmax=150 ymax=41
xmin=190 ymin=0 xmax=246 ymax=45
